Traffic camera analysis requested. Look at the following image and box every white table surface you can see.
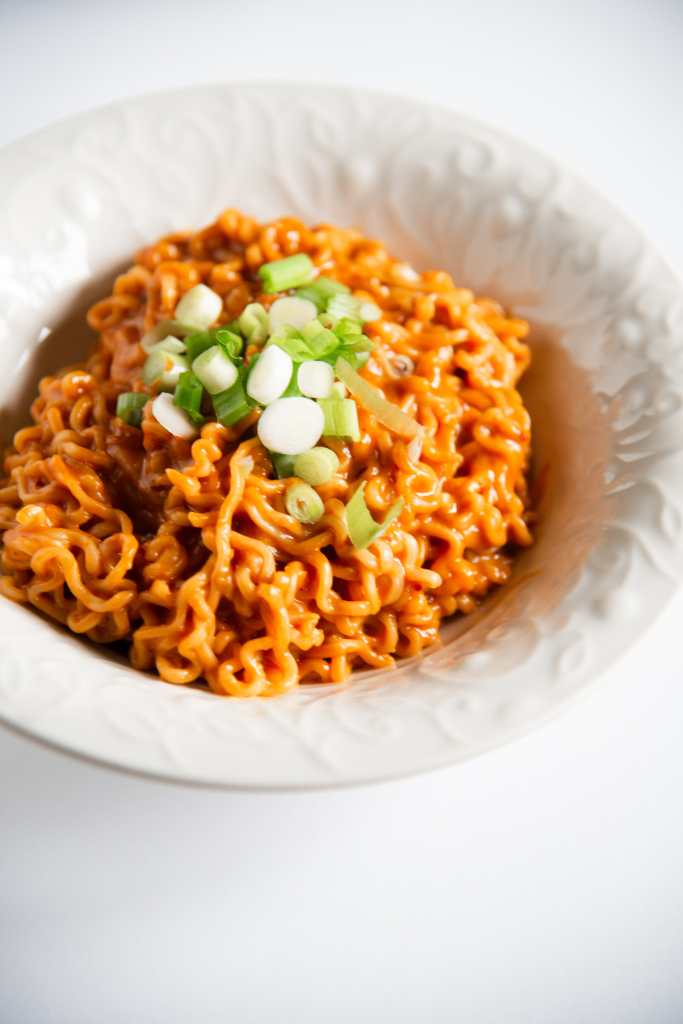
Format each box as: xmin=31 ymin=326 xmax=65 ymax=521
xmin=2 ymin=2 xmax=683 ymax=1021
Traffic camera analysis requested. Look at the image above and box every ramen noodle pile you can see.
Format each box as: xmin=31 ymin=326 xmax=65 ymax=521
xmin=0 ymin=211 xmax=533 ymax=696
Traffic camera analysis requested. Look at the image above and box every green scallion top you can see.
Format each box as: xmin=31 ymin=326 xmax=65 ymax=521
xmin=258 ymin=254 xmax=315 ymax=294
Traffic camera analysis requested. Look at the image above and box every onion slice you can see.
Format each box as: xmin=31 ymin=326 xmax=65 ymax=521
xmin=345 ymin=482 xmax=404 ymax=550
xmin=334 ymin=357 xmax=421 ymax=438
xmin=174 ymin=284 xmax=222 ymax=331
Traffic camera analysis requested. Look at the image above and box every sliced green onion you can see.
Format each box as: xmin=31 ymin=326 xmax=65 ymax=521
xmin=269 ymin=296 xmax=318 ymax=333
xmin=295 ymin=276 xmax=350 ymax=311
xmin=341 ymin=333 xmax=373 ymax=352
xmin=282 ymin=366 xmax=302 ymax=398
xmin=298 ymin=360 xmax=334 ymax=399
xmin=285 ymin=481 xmax=324 ymax=524
xmin=174 ymin=284 xmax=222 ymax=331
xmin=301 ymin=320 xmax=339 ymax=359
xmin=116 ymin=392 xmax=147 ymax=427
xmin=333 ymin=320 xmax=373 ymax=367
xmin=293 ymin=287 xmax=325 ymax=311
xmin=335 ymin=357 xmax=421 ymax=438
xmin=318 ymin=397 xmax=360 ymax=441
xmin=270 ymin=452 xmax=296 ymax=478
xmin=335 ymin=315 xmax=362 ymax=335
xmin=140 ymin=319 xmax=192 ymax=352
xmin=326 ymin=293 xmax=362 ymax=323
xmin=326 ymin=295 xmax=381 ymax=325
xmin=184 ymin=331 xmax=215 ymax=362
xmin=359 ymin=301 xmax=382 ymax=322
xmin=293 ymin=447 xmax=339 ymax=486
xmin=212 ymin=328 xmax=243 ymax=359
xmin=144 ymin=335 xmax=186 ymax=355
xmin=333 ymin=317 xmax=365 ymax=343
xmin=331 ymin=381 xmax=347 ymax=398
xmin=173 ymin=371 xmax=205 ymax=424
xmin=338 ymin=349 xmax=370 ymax=370
xmin=212 ymin=373 xmax=253 ymax=427
xmin=257 ymin=397 xmax=324 ymax=455
xmin=258 ymin=254 xmax=315 ymax=294
xmin=238 ymin=302 xmax=269 ymax=345
xmin=185 ymin=327 xmax=242 ymax=362
xmin=335 ymin=337 xmax=370 ymax=366
xmin=267 ymin=327 xmax=315 ymax=363
xmin=345 ymin=482 xmax=404 ymax=550
xmin=142 ymin=349 xmax=167 ymax=385
xmin=141 ymin=321 xmax=171 ymax=353
xmin=192 ymin=345 xmax=238 ymax=395
xmin=142 ymin=349 xmax=190 ymax=390
xmin=151 ymin=392 xmax=198 ymax=440
xmin=268 ymin=319 xmax=367 ymax=368
xmin=247 ymin=345 xmax=293 ymax=405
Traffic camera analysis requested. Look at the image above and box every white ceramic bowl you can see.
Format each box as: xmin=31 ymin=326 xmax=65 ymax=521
xmin=1 ymin=83 xmax=682 ymax=789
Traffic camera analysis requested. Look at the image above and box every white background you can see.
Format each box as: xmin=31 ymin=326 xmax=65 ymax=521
xmin=2 ymin=2 xmax=683 ymax=1021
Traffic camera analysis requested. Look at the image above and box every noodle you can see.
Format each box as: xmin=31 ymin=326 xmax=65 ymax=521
xmin=0 ymin=211 xmax=533 ymax=696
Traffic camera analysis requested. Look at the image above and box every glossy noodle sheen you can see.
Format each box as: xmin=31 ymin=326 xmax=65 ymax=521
xmin=0 ymin=211 xmax=533 ymax=696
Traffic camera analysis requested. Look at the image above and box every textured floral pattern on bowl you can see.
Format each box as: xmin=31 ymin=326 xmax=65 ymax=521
xmin=0 ymin=83 xmax=682 ymax=788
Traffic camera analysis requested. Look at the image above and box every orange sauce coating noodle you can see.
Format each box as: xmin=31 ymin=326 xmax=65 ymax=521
xmin=0 ymin=212 xmax=533 ymax=696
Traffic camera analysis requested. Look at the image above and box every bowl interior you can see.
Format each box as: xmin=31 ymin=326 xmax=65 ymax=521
xmin=1 ymin=84 xmax=682 ymax=787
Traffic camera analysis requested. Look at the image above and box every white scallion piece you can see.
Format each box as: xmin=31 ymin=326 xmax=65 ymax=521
xmin=293 ymin=447 xmax=339 ymax=485
xmin=285 ymin=481 xmax=324 ymax=524
xmin=142 ymin=350 xmax=190 ymax=390
xmin=297 ymin=360 xmax=334 ymax=399
xmin=268 ymin=296 xmax=318 ymax=334
xmin=360 ymin=301 xmax=382 ymax=322
xmin=140 ymin=319 xmax=192 ymax=352
xmin=257 ymin=397 xmax=324 ymax=455
xmin=146 ymin=335 xmax=186 ymax=355
xmin=246 ymin=345 xmax=293 ymax=406
xmin=174 ymin=284 xmax=223 ymax=331
xmin=192 ymin=345 xmax=238 ymax=395
xmin=151 ymin=393 xmax=198 ymax=440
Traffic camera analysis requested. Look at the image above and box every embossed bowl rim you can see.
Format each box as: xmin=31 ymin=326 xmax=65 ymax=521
xmin=1 ymin=81 xmax=682 ymax=789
